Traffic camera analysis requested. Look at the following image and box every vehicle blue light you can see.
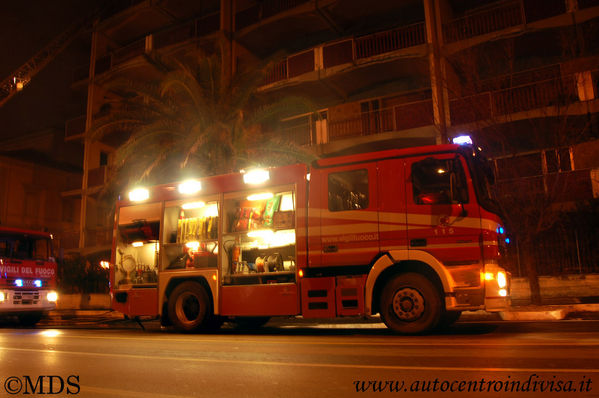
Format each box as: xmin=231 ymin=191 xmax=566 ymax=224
xmin=499 ymin=227 xmax=505 ymax=234
xmin=14 ymin=279 xmax=23 ymax=287
xmin=505 ymin=238 xmax=511 ymax=244
xmin=452 ymin=135 xmax=473 ymax=145
xmin=34 ymin=280 xmax=42 ymax=288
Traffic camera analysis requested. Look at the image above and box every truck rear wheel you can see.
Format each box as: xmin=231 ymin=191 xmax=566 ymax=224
xmin=168 ymin=281 xmax=211 ymax=333
xmin=379 ymin=273 xmax=442 ymax=334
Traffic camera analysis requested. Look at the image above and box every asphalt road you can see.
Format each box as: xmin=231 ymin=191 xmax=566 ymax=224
xmin=0 ymin=320 xmax=598 ymax=397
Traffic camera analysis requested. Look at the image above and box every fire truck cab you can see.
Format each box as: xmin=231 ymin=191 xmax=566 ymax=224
xmin=111 ymin=143 xmax=510 ymax=334
xmin=0 ymin=227 xmax=58 ymax=325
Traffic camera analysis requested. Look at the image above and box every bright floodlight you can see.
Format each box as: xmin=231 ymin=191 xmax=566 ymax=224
xmin=178 ymin=180 xmax=202 ymax=195
xmin=243 ymin=169 xmax=270 ymax=185
xmin=452 ymin=135 xmax=473 ymax=145
xmin=129 ymin=188 xmax=149 ymax=202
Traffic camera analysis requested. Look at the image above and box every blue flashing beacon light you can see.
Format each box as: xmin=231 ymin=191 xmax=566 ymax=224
xmin=452 ymin=135 xmax=473 ymax=146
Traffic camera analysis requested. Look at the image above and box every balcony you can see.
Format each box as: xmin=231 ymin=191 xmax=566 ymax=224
xmin=442 ymin=0 xmax=569 ymax=45
xmin=495 ymin=169 xmax=594 ymax=203
xmin=65 ymin=115 xmax=86 ymax=140
xmin=449 ymin=64 xmax=591 ymax=126
xmin=235 ymin=0 xmax=310 ymax=31
xmin=88 ymin=166 xmax=107 ymax=188
xmin=93 ymin=13 xmax=220 ymax=78
xmin=263 ymin=23 xmax=426 ymax=86
xmin=327 ymin=99 xmax=433 ymax=141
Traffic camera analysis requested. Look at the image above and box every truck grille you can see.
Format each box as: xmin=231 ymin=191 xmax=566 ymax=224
xmin=4 ymin=278 xmax=49 ymax=288
xmin=13 ymin=291 xmax=40 ymax=305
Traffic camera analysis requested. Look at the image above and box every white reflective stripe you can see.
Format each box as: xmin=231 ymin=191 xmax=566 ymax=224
xmin=378 ymin=212 xmax=406 ymax=223
xmin=324 ymin=247 xmax=378 ymax=255
xmin=379 ymin=224 xmax=408 ymax=232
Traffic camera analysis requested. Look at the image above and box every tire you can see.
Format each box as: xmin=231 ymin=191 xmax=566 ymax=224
xmin=437 ymin=311 xmax=462 ymax=330
xmin=379 ymin=273 xmax=442 ymax=334
xmin=167 ymin=281 xmax=212 ymax=333
xmin=233 ymin=316 xmax=271 ymax=329
xmin=18 ymin=312 xmax=43 ymax=327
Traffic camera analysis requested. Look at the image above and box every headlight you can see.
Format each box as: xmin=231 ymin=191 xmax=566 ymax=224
xmin=0 ymin=292 xmax=5 ymax=302
xmin=497 ymin=271 xmax=507 ymax=288
xmin=47 ymin=291 xmax=58 ymax=302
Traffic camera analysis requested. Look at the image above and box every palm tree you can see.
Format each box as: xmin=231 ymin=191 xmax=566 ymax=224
xmin=89 ymin=47 xmax=317 ymax=198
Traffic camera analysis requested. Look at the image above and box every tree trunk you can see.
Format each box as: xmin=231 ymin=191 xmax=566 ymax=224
xmin=522 ymin=241 xmax=542 ymax=305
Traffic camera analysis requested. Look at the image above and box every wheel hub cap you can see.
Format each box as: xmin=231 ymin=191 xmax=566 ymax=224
xmin=392 ymin=288 xmax=425 ymax=321
xmin=177 ymin=292 xmax=200 ymax=324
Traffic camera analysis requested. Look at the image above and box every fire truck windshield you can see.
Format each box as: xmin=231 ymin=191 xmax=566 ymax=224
xmin=467 ymin=148 xmax=501 ymax=216
xmin=0 ymin=232 xmax=52 ymax=261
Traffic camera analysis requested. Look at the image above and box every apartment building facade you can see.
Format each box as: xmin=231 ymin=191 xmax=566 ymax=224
xmin=65 ymin=0 xmax=599 ymax=273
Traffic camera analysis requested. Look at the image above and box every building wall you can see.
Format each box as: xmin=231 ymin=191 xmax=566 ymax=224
xmin=0 ymin=156 xmax=81 ymax=252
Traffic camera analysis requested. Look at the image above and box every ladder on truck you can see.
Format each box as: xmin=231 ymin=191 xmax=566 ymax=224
xmin=0 ymin=21 xmax=87 ymax=108
xmin=0 ymin=3 xmax=114 ymax=108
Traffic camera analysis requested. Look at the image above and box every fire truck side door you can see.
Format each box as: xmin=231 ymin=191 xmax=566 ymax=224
xmin=377 ymin=159 xmax=408 ymax=251
xmin=318 ymin=163 xmax=379 ymax=267
xmin=404 ymin=154 xmax=482 ymax=264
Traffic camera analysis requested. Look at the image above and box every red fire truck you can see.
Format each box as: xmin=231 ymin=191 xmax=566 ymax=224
xmin=0 ymin=226 xmax=58 ymax=325
xmin=110 ymin=142 xmax=510 ymax=334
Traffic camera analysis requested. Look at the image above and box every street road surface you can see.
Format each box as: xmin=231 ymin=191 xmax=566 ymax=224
xmin=0 ymin=320 xmax=598 ymax=397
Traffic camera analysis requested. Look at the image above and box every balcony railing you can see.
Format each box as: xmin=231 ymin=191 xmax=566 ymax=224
xmin=579 ymin=0 xmax=599 ymax=9
xmin=279 ymin=120 xmax=312 ymax=146
xmin=443 ymin=1 xmax=522 ymax=43
xmin=88 ymin=166 xmax=107 ymax=187
xmin=65 ymin=115 xmax=87 ymax=139
xmin=443 ymin=0 xmax=570 ymax=44
xmin=495 ymin=169 xmax=594 ymax=202
xmin=235 ymin=0 xmax=309 ymax=31
xmin=327 ymin=99 xmax=433 ymax=141
xmin=264 ymin=23 xmax=427 ymax=85
xmin=94 ymin=13 xmax=220 ymax=77
xmin=449 ymin=65 xmax=586 ymax=125
xmin=355 ymin=23 xmax=426 ymax=59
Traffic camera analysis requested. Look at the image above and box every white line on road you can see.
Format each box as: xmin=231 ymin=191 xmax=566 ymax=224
xmin=1 ymin=346 xmax=598 ymax=374
xmin=14 ymin=331 xmax=599 ymax=347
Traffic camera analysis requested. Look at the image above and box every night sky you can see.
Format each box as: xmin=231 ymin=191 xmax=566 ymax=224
xmin=0 ymin=0 xmax=102 ymax=141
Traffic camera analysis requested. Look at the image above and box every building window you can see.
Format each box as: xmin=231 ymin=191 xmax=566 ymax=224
xmin=328 ymin=169 xmax=369 ymax=211
xmin=100 ymin=151 xmax=108 ymax=167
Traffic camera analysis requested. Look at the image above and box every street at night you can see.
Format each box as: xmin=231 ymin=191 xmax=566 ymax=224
xmin=2 ymin=0 xmax=599 ymax=397
xmin=1 ymin=320 xmax=598 ymax=397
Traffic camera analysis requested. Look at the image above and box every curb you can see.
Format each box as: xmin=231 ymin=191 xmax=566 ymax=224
xmin=42 ymin=304 xmax=599 ymax=325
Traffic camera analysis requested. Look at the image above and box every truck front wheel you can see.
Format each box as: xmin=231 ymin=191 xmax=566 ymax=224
xmin=168 ymin=281 xmax=211 ymax=333
xmin=379 ymin=273 xmax=442 ymax=334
